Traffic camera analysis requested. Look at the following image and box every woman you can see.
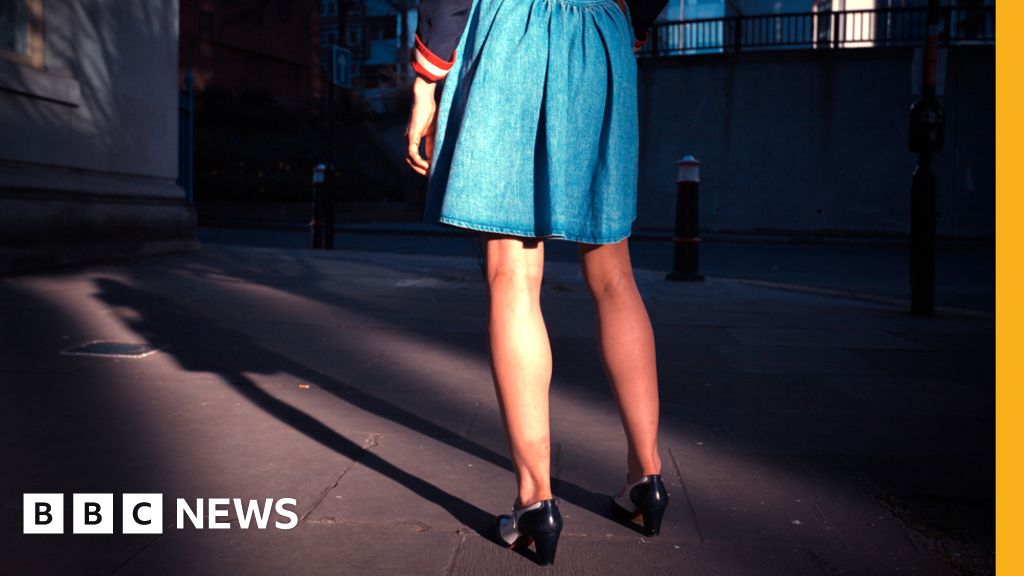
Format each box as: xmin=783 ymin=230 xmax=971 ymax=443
xmin=405 ymin=0 xmax=669 ymax=565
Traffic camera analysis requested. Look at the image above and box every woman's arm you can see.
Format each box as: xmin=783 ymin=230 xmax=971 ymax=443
xmin=410 ymin=0 xmax=473 ymax=81
xmin=626 ymin=0 xmax=669 ymax=50
xmin=405 ymin=75 xmax=438 ymax=176
xmin=406 ymin=0 xmax=471 ymax=175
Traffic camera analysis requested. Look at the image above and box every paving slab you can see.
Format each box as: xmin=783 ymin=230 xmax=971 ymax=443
xmin=553 ymin=438 xmax=703 ymax=542
xmin=305 ymin=431 xmax=502 ymax=534
xmin=450 ymin=536 xmax=826 ymax=576
xmin=116 ymin=523 xmax=462 ymax=576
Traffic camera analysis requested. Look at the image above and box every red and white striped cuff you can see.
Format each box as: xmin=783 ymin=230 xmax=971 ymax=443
xmin=634 ymin=31 xmax=649 ymax=50
xmin=411 ymin=33 xmax=456 ymax=81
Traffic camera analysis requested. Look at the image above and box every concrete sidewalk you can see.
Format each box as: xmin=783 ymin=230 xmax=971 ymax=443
xmin=0 ymin=243 xmax=993 ymax=575
xmin=198 ymin=224 xmax=996 ymax=313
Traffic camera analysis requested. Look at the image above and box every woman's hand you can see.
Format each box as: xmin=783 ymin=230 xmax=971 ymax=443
xmin=615 ymin=0 xmax=641 ymax=54
xmin=406 ymin=76 xmax=439 ymax=176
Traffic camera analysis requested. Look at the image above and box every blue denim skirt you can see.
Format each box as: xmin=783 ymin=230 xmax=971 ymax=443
xmin=421 ymin=0 xmax=639 ymax=244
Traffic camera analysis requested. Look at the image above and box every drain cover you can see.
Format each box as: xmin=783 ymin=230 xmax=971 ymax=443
xmin=61 ymin=341 xmax=164 ymax=358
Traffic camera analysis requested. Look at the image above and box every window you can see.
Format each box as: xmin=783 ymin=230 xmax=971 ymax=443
xmin=320 ymin=27 xmax=339 ymax=47
xmin=321 ymin=0 xmax=339 ymax=17
xmin=199 ymin=10 xmax=214 ymax=37
xmin=345 ymin=25 xmax=362 ymax=47
xmin=0 ymin=0 xmax=41 ymax=66
xmin=0 ymin=0 xmax=28 ymax=54
xmin=360 ymin=64 xmax=397 ymax=89
xmin=365 ymin=15 xmax=397 ymax=41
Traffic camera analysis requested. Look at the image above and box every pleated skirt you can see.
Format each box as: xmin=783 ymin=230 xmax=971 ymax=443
xmin=421 ymin=0 xmax=639 ymax=244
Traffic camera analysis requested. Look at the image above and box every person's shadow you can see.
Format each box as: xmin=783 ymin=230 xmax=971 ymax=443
xmin=91 ymin=276 xmax=612 ymax=556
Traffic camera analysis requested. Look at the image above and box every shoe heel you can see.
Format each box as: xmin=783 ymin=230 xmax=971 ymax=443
xmin=532 ymin=531 xmax=560 ymax=566
xmin=641 ymin=504 xmax=665 ymax=536
xmin=639 ymin=475 xmax=669 ymax=536
xmin=499 ymin=498 xmax=563 ymax=565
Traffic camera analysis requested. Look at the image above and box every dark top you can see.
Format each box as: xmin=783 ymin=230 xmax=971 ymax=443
xmin=411 ymin=0 xmax=669 ymax=81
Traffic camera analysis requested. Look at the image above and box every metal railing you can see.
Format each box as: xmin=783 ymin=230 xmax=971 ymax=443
xmin=638 ymin=5 xmax=994 ymax=57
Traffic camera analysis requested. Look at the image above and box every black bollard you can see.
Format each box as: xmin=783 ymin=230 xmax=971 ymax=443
xmin=311 ymin=163 xmax=326 ymax=249
xmin=666 ymin=155 xmax=705 ymax=282
xmin=907 ymin=0 xmax=944 ymax=315
xmin=324 ymin=165 xmax=336 ymax=250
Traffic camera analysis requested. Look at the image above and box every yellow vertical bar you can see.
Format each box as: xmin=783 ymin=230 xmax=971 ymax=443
xmin=997 ymin=2 xmax=1014 ymax=575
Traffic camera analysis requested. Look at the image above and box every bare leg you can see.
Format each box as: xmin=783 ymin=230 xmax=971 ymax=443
xmin=482 ymin=232 xmax=552 ymax=507
xmin=578 ymin=237 xmax=662 ymax=484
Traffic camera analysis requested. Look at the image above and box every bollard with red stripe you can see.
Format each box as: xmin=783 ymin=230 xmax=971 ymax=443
xmin=666 ymin=155 xmax=705 ymax=282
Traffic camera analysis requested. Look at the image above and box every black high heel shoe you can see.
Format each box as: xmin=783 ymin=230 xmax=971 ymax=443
xmin=496 ymin=498 xmax=563 ymax=566
xmin=611 ymin=474 xmax=669 ymax=536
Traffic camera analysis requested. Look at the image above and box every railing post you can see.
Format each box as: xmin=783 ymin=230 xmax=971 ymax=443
xmin=943 ymin=4 xmax=953 ymax=46
xmin=832 ymin=10 xmax=840 ymax=49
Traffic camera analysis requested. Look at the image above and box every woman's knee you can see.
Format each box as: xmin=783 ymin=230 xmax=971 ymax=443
xmin=578 ymin=239 xmax=636 ymax=297
xmin=485 ymin=236 xmax=544 ymax=290
xmin=585 ymin=269 xmax=636 ymax=299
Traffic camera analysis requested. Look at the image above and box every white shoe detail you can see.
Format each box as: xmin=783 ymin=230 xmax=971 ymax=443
xmin=614 ymin=475 xmax=651 ymax=514
xmin=497 ymin=499 xmax=544 ymax=546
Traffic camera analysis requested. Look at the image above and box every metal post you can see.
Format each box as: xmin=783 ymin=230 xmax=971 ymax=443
xmin=324 ymin=165 xmax=336 ymax=250
xmin=943 ymin=3 xmax=953 ymax=45
xmin=832 ymin=9 xmax=840 ymax=49
xmin=327 ymin=74 xmax=335 ymax=173
xmin=666 ymin=155 xmax=704 ymax=282
xmin=907 ymin=0 xmax=944 ymax=315
xmin=311 ymin=164 xmax=327 ymax=249
xmin=322 ymin=47 xmax=337 ymax=250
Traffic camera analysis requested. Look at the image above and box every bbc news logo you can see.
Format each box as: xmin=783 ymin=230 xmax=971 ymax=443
xmin=23 ymin=494 xmax=298 ymax=534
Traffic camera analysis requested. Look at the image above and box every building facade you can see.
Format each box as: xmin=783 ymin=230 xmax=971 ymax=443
xmin=319 ymin=0 xmax=416 ymax=114
xmin=0 ymin=0 xmax=196 ymax=274
xmin=179 ymin=0 xmax=321 ymax=114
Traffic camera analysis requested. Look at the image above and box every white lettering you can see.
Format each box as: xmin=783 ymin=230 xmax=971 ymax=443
xmin=208 ymin=498 xmax=231 ymax=529
xmin=275 ymin=498 xmax=298 ymax=530
xmin=176 ymin=498 xmax=203 ymax=529
xmin=234 ymin=498 xmax=273 ymax=529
